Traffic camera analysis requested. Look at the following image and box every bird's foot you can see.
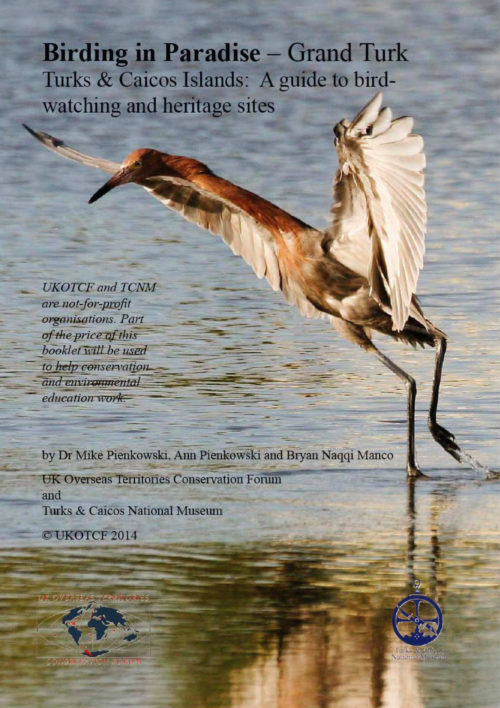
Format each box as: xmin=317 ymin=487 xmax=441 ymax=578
xmin=429 ymin=421 xmax=462 ymax=462
xmin=406 ymin=463 xmax=427 ymax=479
xmin=429 ymin=420 xmax=493 ymax=478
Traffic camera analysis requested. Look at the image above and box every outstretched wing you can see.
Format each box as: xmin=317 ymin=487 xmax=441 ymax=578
xmin=142 ymin=169 xmax=322 ymax=318
xmin=23 ymin=125 xmax=120 ymax=174
xmin=24 ymin=125 xmax=323 ymax=319
xmin=324 ymin=93 xmax=427 ymax=331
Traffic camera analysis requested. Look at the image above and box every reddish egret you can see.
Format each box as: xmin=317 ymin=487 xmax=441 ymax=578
xmin=25 ymin=93 xmax=484 ymax=477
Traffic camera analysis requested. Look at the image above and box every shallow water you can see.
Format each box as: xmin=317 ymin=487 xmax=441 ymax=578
xmin=1 ymin=0 xmax=499 ymax=706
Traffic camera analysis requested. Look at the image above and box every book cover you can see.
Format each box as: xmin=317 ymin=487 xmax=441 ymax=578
xmin=1 ymin=1 xmax=498 ymax=706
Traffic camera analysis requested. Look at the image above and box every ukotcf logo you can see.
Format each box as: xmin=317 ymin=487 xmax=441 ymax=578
xmin=392 ymin=580 xmax=443 ymax=646
xmin=36 ymin=597 xmax=150 ymax=659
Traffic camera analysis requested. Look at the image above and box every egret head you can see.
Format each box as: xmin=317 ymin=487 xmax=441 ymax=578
xmin=88 ymin=148 xmax=159 ymax=203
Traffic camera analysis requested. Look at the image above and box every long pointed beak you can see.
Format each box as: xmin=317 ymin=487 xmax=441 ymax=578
xmin=88 ymin=167 xmax=132 ymax=204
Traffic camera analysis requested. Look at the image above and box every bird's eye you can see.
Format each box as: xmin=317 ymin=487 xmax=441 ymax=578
xmin=134 ymin=160 xmax=142 ymax=168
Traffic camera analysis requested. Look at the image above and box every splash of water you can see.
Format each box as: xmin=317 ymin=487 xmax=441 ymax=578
xmin=457 ymin=448 xmax=497 ymax=479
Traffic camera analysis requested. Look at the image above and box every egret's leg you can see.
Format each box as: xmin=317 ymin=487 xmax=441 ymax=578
xmin=428 ymin=335 xmax=495 ymax=476
xmin=330 ymin=318 xmax=422 ymax=477
xmin=366 ymin=343 xmax=421 ymax=478
xmin=428 ymin=336 xmax=462 ymax=462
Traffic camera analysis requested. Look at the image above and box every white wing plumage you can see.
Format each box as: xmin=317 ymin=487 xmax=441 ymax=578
xmin=325 ymin=93 xmax=427 ymax=331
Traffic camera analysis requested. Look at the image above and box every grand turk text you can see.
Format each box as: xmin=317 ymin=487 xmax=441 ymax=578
xmin=43 ymin=41 xmax=409 ymax=66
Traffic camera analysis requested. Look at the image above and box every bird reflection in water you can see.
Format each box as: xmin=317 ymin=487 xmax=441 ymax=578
xmin=218 ymin=482 xmax=440 ymax=708
xmin=0 ymin=478 xmax=496 ymax=708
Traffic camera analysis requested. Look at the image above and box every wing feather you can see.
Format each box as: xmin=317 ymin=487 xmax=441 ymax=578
xmin=144 ymin=174 xmax=324 ymax=317
xmin=371 ymin=107 xmax=393 ymax=136
xmin=326 ymin=92 xmax=427 ymax=330
xmin=25 ymin=124 xmax=325 ymax=317
xmin=23 ymin=125 xmax=120 ymax=174
xmin=371 ymin=116 xmax=414 ymax=144
xmin=144 ymin=175 xmax=285 ymax=287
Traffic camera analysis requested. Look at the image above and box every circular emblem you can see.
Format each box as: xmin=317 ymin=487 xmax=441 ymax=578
xmin=392 ymin=580 xmax=443 ymax=646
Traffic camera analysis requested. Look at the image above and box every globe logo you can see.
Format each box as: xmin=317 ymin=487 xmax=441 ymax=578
xmin=37 ymin=601 xmax=142 ymax=657
xmin=392 ymin=580 xmax=443 ymax=646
